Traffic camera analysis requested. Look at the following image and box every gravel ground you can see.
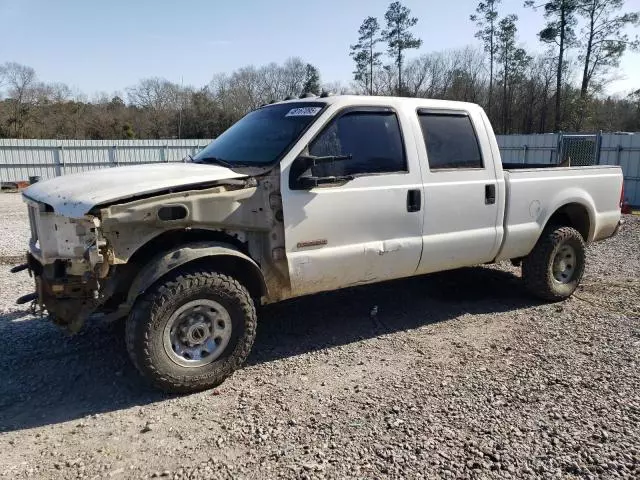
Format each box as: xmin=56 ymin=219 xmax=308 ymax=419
xmin=0 ymin=203 xmax=638 ymax=479
xmin=0 ymin=193 xmax=29 ymax=264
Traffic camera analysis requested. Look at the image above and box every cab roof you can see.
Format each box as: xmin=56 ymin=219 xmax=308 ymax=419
xmin=273 ymin=94 xmax=483 ymax=113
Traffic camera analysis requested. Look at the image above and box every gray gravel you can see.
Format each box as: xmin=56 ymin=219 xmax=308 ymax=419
xmin=0 ymin=193 xmax=29 ymax=264
xmin=0 ymin=212 xmax=638 ymax=480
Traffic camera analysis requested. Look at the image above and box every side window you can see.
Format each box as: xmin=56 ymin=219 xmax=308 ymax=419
xmin=418 ymin=113 xmax=483 ymax=170
xmin=309 ymin=111 xmax=407 ymax=176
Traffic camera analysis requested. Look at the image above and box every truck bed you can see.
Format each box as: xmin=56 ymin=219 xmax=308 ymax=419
xmin=495 ymin=165 xmax=623 ymax=261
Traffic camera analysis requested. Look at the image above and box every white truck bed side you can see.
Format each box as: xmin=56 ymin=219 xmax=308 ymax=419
xmin=496 ymin=166 xmax=623 ymax=261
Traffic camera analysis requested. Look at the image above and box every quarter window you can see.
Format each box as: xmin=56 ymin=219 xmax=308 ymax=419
xmin=418 ymin=113 xmax=483 ymax=169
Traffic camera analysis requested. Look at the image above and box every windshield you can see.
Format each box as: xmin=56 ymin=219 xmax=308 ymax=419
xmin=193 ymin=102 xmax=326 ymax=166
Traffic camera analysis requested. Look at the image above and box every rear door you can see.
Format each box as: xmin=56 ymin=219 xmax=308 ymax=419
xmin=414 ymin=108 xmax=502 ymax=274
xmin=281 ymin=105 xmax=425 ymax=296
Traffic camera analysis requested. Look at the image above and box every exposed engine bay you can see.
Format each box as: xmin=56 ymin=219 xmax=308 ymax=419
xmin=19 ymin=168 xmax=290 ymax=333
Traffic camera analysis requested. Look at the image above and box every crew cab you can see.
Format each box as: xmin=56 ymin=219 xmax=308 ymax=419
xmin=14 ymin=95 xmax=624 ymax=392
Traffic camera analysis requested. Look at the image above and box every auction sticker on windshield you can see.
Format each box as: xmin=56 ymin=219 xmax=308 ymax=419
xmin=285 ymin=107 xmax=322 ymax=117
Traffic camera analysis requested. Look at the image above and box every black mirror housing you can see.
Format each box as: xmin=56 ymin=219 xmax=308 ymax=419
xmin=289 ymin=154 xmax=354 ymax=190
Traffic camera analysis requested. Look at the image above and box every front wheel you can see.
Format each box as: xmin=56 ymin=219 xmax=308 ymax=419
xmin=125 ymin=269 xmax=257 ymax=393
xmin=522 ymin=226 xmax=586 ymax=301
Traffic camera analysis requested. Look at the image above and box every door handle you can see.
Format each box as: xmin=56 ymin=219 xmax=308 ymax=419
xmin=407 ymin=189 xmax=421 ymax=212
xmin=485 ymin=184 xmax=496 ymax=205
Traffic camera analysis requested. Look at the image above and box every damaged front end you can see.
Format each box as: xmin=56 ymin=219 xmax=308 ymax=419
xmin=14 ymin=198 xmax=113 ymax=333
xmin=14 ymin=170 xmax=290 ymax=334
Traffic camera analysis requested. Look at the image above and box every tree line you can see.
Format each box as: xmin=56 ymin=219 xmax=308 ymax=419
xmin=0 ymin=58 xmax=324 ymax=140
xmin=0 ymin=0 xmax=638 ymax=139
xmin=350 ymin=0 xmax=639 ymax=133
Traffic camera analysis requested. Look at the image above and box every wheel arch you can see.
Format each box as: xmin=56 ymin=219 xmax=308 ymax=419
xmin=542 ymin=202 xmax=592 ymax=242
xmin=124 ymin=241 xmax=268 ymax=309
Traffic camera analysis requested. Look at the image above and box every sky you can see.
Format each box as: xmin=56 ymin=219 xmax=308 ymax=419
xmin=1 ymin=0 xmax=639 ymax=98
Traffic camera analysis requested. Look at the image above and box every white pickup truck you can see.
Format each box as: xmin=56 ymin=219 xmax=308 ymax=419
xmin=14 ymin=95 xmax=623 ymax=392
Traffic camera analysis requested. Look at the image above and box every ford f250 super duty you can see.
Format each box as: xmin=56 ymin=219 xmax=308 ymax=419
xmin=13 ymin=95 xmax=624 ymax=392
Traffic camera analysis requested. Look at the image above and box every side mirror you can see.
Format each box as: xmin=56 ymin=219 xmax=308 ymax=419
xmin=289 ymin=154 xmax=353 ymax=190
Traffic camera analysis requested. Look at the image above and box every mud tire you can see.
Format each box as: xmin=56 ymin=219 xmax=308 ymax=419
xmin=125 ymin=269 xmax=256 ymax=393
xmin=522 ymin=226 xmax=586 ymax=301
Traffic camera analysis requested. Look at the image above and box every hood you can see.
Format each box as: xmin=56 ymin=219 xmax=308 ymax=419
xmin=23 ymin=163 xmax=247 ymax=218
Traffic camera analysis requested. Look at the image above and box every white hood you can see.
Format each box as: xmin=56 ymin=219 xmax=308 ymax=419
xmin=23 ymin=163 xmax=247 ymax=218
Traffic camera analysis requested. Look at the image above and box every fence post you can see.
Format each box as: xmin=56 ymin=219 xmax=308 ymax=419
xmin=522 ymin=144 xmax=528 ymax=164
xmin=555 ymin=132 xmax=563 ymax=165
xmin=108 ymin=145 xmax=118 ymax=167
xmin=595 ymin=130 xmax=602 ymax=165
xmin=188 ymin=144 xmax=202 ymax=162
xmin=53 ymin=145 xmax=64 ymax=177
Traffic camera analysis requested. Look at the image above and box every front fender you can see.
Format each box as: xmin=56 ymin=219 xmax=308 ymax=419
xmin=125 ymin=241 xmax=267 ymax=306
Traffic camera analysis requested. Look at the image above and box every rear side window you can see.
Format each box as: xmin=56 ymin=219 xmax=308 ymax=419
xmin=418 ymin=113 xmax=483 ymax=170
xmin=309 ymin=110 xmax=407 ymax=176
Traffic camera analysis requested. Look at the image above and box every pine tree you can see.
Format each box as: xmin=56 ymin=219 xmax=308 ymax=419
xmin=382 ymin=2 xmax=422 ymax=95
xmin=470 ymin=1 xmax=502 ymax=116
xmin=350 ymin=16 xmax=383 ymax=95
xmin=526 ymin=0 xmax=579 ymax=131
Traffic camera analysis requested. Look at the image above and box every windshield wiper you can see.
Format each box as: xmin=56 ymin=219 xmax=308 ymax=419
xmin=194 ymin=156 xmax=235 ymax=168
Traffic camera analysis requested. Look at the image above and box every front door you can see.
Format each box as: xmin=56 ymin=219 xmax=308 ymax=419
xmin=281 ymin=106 xmax=425 ymax=296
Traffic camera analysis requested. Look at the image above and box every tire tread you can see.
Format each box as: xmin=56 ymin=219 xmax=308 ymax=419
xmin=522 ymin=226 xmax=585 ymax=301
xmin=125 ymin=269 xmax=256 ymax=393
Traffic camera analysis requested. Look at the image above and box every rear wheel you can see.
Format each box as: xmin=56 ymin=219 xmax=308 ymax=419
xmin=522 ymin=226 xmax=586 ymax=301
xmin=125 ymin=269 xmax=256 ymax=393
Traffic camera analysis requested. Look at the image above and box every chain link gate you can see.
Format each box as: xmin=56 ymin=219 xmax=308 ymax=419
xmin=558 ymin=133 xmax=602 ymax=166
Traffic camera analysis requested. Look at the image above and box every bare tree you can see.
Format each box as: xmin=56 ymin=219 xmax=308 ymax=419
xmin=399 ymin=47 xmax=487 ymax=103
xmin=127 ymin=77 xmax=181 ymax=111
xmin=445 ymin=48 xmax=488 ymax=102
xmin=209 ymin=58 xmax=311 ymax=120
xmin=403 ymin=55 xmax=432 ymax=97
xmin=516 ymin=53 xmax=556 ymax=132
xmin=367 ymin=64 xmax=397 ymax=96
xmin=45 ymin=82 xmax=74 ymax=103
xmin=281 ymin=58 xmax=308 ymax=97
xmin=0 ymin=66 xmax=6 ymax=96
xmin=127 ymin=78 xmax=183 ymax=138
xmin=321 ymin=81 xmax=353 ymax=95
xmin=0 ymin=62 xmax=38 ymax=137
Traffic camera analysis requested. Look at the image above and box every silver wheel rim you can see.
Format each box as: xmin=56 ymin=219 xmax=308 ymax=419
xmin=163 ymin=299 xmax=232 ymax=368
xmin=552 ymin=244 xmax=577 ymax=284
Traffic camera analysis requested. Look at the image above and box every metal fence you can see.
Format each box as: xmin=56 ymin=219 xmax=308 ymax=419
xmin=497 ymin=133 xmax=640 ymax=206
xmin=0 ymin=139 xmax=213 ymax=183
xmin=1 ymin=135 xmax=639 ymax=206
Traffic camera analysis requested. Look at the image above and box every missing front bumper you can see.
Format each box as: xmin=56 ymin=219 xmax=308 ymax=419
xmin=12 ymin=253 xmax=100 ymax=333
